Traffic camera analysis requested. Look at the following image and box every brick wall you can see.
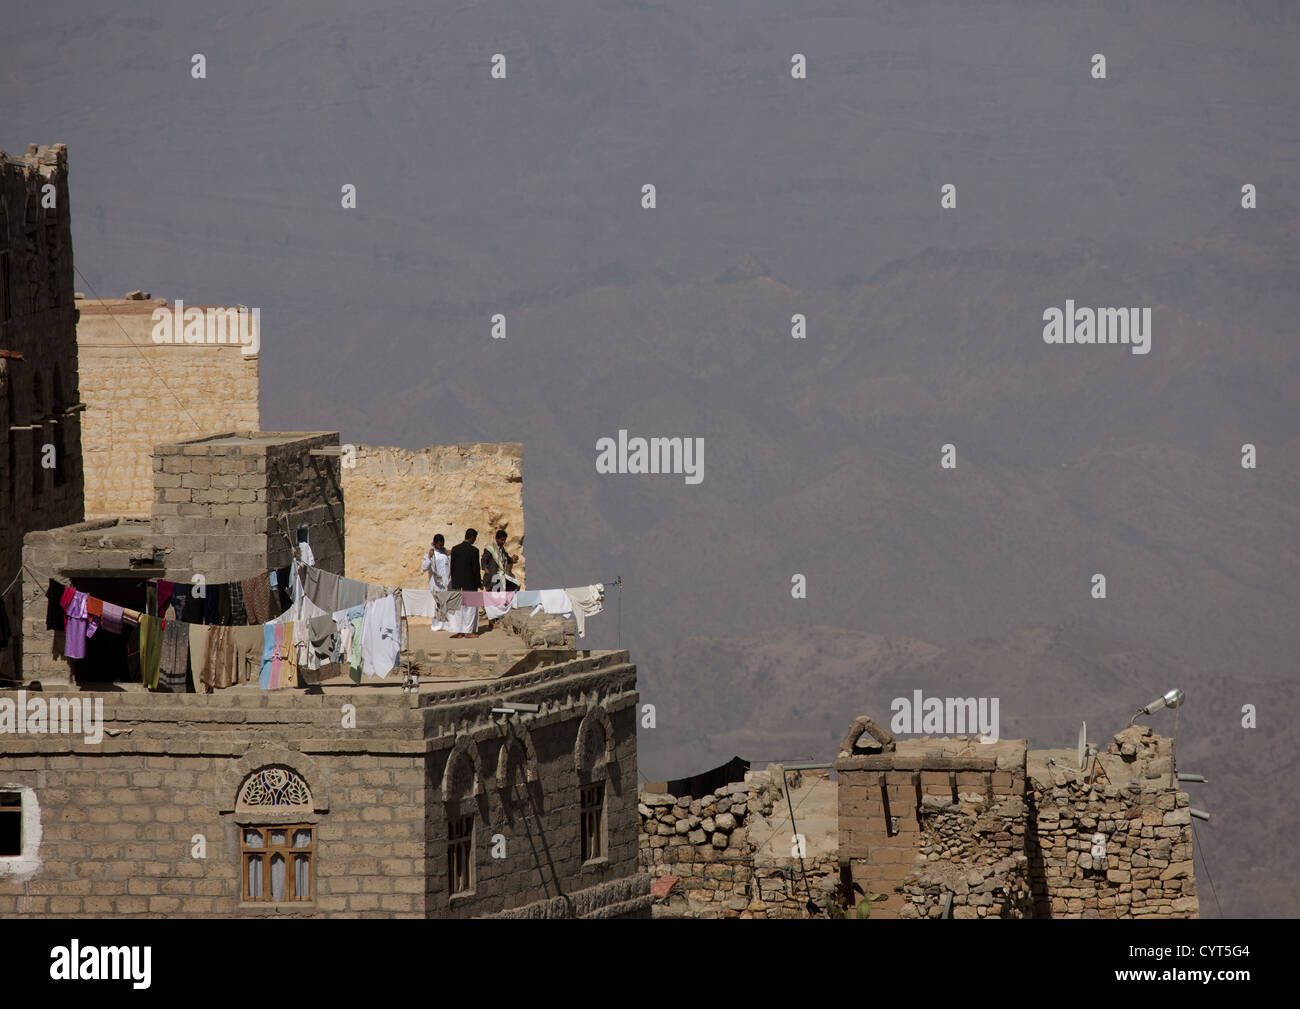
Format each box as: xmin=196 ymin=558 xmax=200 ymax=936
xmin=75 ymin=297 xmax=259 ymax=521
xmin=0 ymin=144 xmax=84 ymax=686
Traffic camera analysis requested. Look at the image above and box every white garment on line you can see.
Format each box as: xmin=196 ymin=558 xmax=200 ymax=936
xmin=537 ymin=589 xmax=571 ymax=616
xmin=563 ymin=584 xmax=605 ymax=638
xmin=361 ymin=594 xmax=401 ymax=677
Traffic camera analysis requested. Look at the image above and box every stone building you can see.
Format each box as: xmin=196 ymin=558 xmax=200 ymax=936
xmin=4 ymin=423 xmax=646 ymax=916
xmin=75 ymin=294 xmax=260 ymax=521
xmin=21 ymin=430 xmax=343 ymax=688
xmin=0 ymin=143 xmax=84 ymax=687
xmin=0 ymin=646 xmax=647 ymax=917
xmin=636 ymin=715 xmax=1198 ymax=919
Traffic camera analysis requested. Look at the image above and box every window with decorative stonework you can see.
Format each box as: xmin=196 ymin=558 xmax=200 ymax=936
xmin=242 ymin=826 xmax=313 ymax=902
xmin=235 ymin=767 xmax=315 ymax=904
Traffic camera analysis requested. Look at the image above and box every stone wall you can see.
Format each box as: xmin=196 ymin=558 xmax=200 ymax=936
xmin=75 ymin=296 xmax=259 ymax=520
xmin=1026 ymin=725 xmax=1198 ymax=919
xmin=637 ymin=770 xmax=842 ymax=918
xmin=0 ymin=143 xmax=84 ymax=687
xmin=836 ymin=721 xmax=1028 ymax=920
xmin=897 ymin=794 xmax=1033 ymax=918
xmin=342 ymin=442 xmax=524 ymax=587
xmin=0 ymin=649 xmax=649 ymax=918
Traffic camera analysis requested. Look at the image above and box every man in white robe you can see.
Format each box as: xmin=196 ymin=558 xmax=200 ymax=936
xmin=420 ymin=534 xmax=452 ymax=631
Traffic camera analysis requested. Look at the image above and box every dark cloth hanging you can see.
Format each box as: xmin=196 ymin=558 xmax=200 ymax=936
xmin=229 ymin=581 xmax=247 ymax=625
xmin=45 ymin=579 xmax=67 ymax=631
xmin=665 ymin=756 xmax=751 ymax=800
xmin=181 ymin=588 xmax=205 ymax=624
xmin=203 ymin=587 xmax=220 ymax=626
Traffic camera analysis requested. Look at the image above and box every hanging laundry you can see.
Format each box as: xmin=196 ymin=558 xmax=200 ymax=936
xmin=45 ymin=579 xmax=67 ymax=631
xmin=86 ymin=596 xmax=104 ymax=620
xmin=138 ymin=614 xmax=165 ymax=690
xmin=302 ymin=566 xmax=339 ymax=613
xmin=228 ymin=581 xmax=247 ymax=625
xmin=232 ymin=625 xmax=264 ymax=684
xmin=361 ymin=594 xmax=400 ymax=677
xmin=158 ymin=598 xmax=191 ymax=691
xmin=280 ymin=622 xmax=300 ymax=688
xmin=511 ymin=589 xmax=542 ymax=609
xmin=536 ymin=589 xmax=572 ymax=617
xmin=347 ymin=609 xmax=364 ymax=683
xmin=157 ymin=580 xmax=175 ymax=614
xmin=192 ymin=624 xmax=232 ymax=692
xmin=563 ymin=584 xmax=605 ymax=638
xmin=402 ymin=589 xmax=435 ymax=619
xmin=101 ymin=602 xmax=125 ymax=635
xmin=241 ymin=571 xmax=273 ymax=625
xmin=259 ymin=623 xmax=278 ymax=690
xmin=62 ymin=591 xmax=98 ymax=660
xmin=483 ymin=591 xmax=515 ymax=620
xmin=186 ymin=591 xmax=206 ymax=623
xmin=308 ymin=614 xmax=338 ymax=671
xmin=336 ymin=575 xmax=368 ymax=611
xmin=292 ymin=618 xmax=311 ymax=670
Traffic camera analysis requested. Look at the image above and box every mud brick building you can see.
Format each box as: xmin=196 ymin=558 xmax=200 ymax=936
xmin=0 ymin=143 xmax=85 ymax=687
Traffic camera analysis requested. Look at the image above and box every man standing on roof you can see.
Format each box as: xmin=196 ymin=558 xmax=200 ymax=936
xmin=447 ymin=528 xmax=481 ymax=638
xmin=421 ymin=533 xmax=451 ymax=631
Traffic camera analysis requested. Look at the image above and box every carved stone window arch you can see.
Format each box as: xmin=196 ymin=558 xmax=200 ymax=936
xmin=573 ymin=704 xmax=616 ymax=784
xmin=238 ymin=766 xmax=312 ymax=810
xmin=441 ymin=734 xmax=485 ymax=805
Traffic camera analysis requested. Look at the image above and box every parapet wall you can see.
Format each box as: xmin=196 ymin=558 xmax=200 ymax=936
xmin=342 ymin=442 xmax=523 ymax=586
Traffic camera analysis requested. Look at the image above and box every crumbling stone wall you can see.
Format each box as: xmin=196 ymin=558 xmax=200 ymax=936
xmin=75 ymin=296 xmax=259 ymax=520
xmin=898 ymin=794 xmax=1033 ymax=918
xmin=1027 ymin=725 xmax=1198 ymax=918
xmin=637 ymin=771 xmax=841 ymax=918
xmin=0 ymin=144 xmax=84 ymax=686
xmin=342 ymin=443 xmax=524 ymax=587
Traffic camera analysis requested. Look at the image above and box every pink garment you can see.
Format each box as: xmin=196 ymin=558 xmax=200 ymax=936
xmin=461 ymin=592 xmax=485 ymax=606
xmin=482 ymin=592 xmax=514 ymax=607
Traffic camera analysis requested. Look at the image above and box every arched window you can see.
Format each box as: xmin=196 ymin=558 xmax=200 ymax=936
xmin=236 ymin=767 xmax=314 ymax=903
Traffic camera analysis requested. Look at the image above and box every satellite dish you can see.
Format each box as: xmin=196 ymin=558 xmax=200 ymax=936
xmin=1077 ymin=722 xmax=1087 ymax=769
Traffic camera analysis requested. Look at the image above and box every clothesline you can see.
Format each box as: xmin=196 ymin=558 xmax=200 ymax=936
xmin=39 ymin=562 xmax=612 ymax=694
